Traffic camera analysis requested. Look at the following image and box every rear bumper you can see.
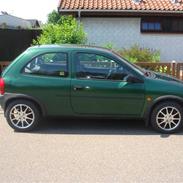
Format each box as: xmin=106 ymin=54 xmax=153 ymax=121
xmin=0 ymin=93 xmax=15 ymax=111
xmin=0 ymin=94 xmax=5 ymax=110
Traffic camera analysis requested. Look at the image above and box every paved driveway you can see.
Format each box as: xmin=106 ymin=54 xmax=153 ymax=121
xmin=0 ymin=112 xmax=183 ymax=183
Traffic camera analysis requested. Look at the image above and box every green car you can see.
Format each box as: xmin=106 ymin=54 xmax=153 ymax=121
xmin=1 ymin=45 xmax=183 ymax=133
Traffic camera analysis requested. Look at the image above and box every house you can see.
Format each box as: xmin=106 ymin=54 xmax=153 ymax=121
xmin=58 ymin=0 xmax=183 ymax=62
xmin=0 ymin=12 xmax=41 ymax=29
xmin=0 ymin=12 xmax=42 ymax=62
xmin=26 ymin=19 xmax=42 ymax=28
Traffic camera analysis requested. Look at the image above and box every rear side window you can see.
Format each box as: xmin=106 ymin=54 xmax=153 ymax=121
xmin=23 ymin=52 xmax=68 ymax=77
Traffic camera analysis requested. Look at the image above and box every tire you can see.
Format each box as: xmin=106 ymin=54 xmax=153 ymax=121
xmin=5 ymin=100 xmax=41 ymax=132
xmin=151 ymin=101 xmax=183 ymax=133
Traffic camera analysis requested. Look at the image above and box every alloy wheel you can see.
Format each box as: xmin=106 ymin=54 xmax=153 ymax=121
xmin=156 ymin=106 xmax=181 ymax=131
xmin=9 ymin=104 xmax=35 ymax=129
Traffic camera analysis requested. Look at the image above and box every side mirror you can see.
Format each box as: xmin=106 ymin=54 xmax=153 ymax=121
xmin=126 ymin=75 xmax=143 ymax=83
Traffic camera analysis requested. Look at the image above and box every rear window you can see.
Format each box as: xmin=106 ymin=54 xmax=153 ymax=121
xmin=23 ymin=52 xmax=68 ymax=77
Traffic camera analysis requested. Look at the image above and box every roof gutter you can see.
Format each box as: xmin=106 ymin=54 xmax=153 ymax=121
xmin=58 ymin=9 xmax=183 ymax=14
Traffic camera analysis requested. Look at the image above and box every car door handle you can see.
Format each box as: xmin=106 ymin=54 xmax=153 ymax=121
xmin=73 ymin=85 xmax=84 ymax=91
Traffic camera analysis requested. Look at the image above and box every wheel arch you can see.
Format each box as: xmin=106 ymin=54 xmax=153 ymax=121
xmin=144 ymin=95 xmax=183 ymax=126
xmin=4 ymin=94 xmax=47 ymax=117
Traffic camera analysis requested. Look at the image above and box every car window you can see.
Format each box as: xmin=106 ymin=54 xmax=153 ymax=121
xmin=75 ymin=53 xmax=131 ymax=81
xmin=23 ymin=52 xmax=68 ymax=77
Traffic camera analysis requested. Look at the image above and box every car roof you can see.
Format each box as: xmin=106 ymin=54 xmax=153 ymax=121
xmin=28 ymin=44 xmax=113 ymax=54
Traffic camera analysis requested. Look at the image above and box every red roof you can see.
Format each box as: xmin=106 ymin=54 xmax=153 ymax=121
xmin=58 ymin=0 xmax=183 ymax=11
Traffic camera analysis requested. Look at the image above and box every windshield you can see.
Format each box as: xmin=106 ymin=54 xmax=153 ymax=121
xmin=122 ymin=58 xmax=146 ymax=74
xmin=111 ymin=50 xmax=146 ymax=75
xmin=111 ymin=50 xmax=159 ymax=79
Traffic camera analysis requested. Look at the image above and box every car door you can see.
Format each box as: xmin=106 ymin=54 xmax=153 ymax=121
xmin=71 ymin=51 xmax=145 ymax=116
xmin=22 ymin=51 xmax=72 ymax=116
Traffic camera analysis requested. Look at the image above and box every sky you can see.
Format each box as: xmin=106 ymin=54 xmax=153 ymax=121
xmin=0 ymin=0 xmax=59 ymax=23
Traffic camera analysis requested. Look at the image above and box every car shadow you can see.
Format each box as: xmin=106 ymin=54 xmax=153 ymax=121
xmin=30 ymin=118 xmax=183 ymax=137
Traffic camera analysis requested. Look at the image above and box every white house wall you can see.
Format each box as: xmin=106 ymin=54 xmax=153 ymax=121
xmin=81 ymin=17 xmax=183 ymax=62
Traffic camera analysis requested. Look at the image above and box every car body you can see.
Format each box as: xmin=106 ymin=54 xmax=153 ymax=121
xmin=1 ymin=45 xmax=183 ymax=133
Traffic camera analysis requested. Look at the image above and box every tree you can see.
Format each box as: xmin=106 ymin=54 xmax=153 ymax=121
xmin=47 ymin=10 xmax=61 ymax=24
xmin=33 ymin=15 xmax=87 ymax=45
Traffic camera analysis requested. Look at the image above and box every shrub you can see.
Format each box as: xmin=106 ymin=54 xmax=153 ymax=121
xmin=47 ymin=10 xmax=61 ymax=25
xmin=103 ymin=43 xmax=115 ymax=50
xmin=118 ymin=44 xmax=160 ymax=63
xmin=33 ymin=15 xmax=87 ymax=45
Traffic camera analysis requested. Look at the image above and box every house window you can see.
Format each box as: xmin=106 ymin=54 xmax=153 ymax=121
xmin=141 ymin=17 xmax=183 ymax=33
xmin=142 ymin=22 xmax=161 ymax=31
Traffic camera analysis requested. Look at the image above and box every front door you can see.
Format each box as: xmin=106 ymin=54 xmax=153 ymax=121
xmin=71 ymin=52 xmax=145 ymax=116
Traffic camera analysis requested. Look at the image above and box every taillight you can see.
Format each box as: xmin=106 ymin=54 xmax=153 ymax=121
xmin=0 ymin=78 xmax=5 ymax=95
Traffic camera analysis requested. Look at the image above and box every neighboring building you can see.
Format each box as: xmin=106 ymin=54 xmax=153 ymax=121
xmin=26 ymin=19 xmax=42 ymax=28
xmin=58 ymin=0 xmax=183 ymax=62
xmin=0 ymin=12 xmax=41 ymax=29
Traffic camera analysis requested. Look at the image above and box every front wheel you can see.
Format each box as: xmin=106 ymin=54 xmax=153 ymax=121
xmin=151 ymin=102 xmax=183 ymax=133
xmin=5 ymin=100 xmax=40 ymax=132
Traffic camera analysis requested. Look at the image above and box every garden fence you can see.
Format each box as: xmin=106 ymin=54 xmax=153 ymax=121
xmin=0 ymin=29 xmax=41 ymax=61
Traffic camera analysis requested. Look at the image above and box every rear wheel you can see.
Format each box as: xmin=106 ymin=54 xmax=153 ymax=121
xmin=151 ymin=101 xmax=183 ymax=133
xmin=5 ymin=100 xmax=40 ymax=132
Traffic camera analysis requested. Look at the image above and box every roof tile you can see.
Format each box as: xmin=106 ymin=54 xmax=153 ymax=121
xmin=59 ymin=0 xmax=183 ymax=11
